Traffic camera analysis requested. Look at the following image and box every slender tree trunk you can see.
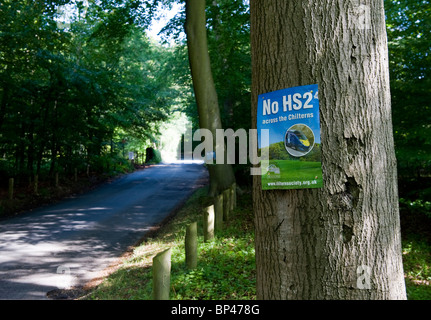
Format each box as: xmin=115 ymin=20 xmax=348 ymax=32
xmin=17 ymin=123 xmax=26 ymax=176
xmin=185 ymin=0 xmax=235 ymax=196
xmin=27 ymin=122 xmax=35 ymax=176
xmin=0 ymin=84 xmax=9 ymax=132
xmin=50 ymin=100 xmax=59 ymax=176
xmin=251 ymin=0 xmax=406 ymax=300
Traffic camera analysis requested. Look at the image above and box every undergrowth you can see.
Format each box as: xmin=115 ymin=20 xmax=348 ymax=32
xmin=81 ymin=185 xmax=431 ymax=300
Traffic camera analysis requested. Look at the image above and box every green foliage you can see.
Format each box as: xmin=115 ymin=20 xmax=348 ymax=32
xmin=0 ymin=0 xmax=178 ymax=186
xmin=400 ymin=198 xmax=431 ymax=220
xmin=171 ymin=236 xmax=255 ymax=300
xmin=385 ymin=0 xmax=431 ymax=178
xmin=385 ymin=6 xmax=431 ymax=299
xmin=159 ymin=0 xmax=251 ymax=132
xmin=206 ymin=0 xmax=251 ymax=131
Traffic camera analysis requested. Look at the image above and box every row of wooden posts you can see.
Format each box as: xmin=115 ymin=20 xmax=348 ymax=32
xmin=152 ymin=183 xmax=237 ymax=300
xmin=7 ymin=168 xmax=86 ymax=200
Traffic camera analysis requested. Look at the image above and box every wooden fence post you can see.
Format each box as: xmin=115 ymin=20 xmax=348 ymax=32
xmin=55 ymin=172 xmax=59 ymax=188
xmin=203 ymin=205 xmax=215 ymax=242
xmin=152 ymin=248 xmax=171 ymax=300
xmin=185 ymin=222 xmax=198 ymax=269
xmin=214 ymin=193 xmax=223 ymax=231
xmin=223 ymin=188 xmax=231 ymax=222
xmin=230 ymin=183 xmax=237 ymax=210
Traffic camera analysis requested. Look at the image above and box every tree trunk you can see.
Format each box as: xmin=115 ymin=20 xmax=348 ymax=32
xmin=251 ymin=0 xmax=406 ymax=300
xmin=0 ymin=83 xmax=9 ymax=132
xmin=185 ymin=0 xmax=235 ymax=196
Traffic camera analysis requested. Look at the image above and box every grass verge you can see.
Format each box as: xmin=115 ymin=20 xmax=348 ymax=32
xmin=402 ymin=236 xmax=431 ymax=300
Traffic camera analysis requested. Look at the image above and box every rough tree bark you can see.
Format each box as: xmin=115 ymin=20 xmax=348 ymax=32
xmin=185 ymin=0 xmax=236 ymax=196
xmin=251 ymin=0 xmax=406 ymax=299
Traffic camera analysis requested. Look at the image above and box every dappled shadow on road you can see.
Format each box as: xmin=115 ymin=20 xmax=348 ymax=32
xmin=0 ymin=203 xmax=179 ymax=299
xmin=0 ymin=276 xmax=55 ymax=300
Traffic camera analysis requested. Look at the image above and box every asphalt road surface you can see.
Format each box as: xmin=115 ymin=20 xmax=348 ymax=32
xmin=0 ymin=162 xmax=207 ymax=300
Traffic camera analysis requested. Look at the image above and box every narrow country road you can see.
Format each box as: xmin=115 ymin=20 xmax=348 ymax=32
xmin=0 ymin=162 xmax=207 ymax=300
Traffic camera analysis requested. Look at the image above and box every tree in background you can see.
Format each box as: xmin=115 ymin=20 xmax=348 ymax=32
xmin=160 ymin=0 xmax=251 ymax=186
xmin=251 ymin=0 xmax=406 ymax=299
xmin=185 ymin=0 xmax=235 ymax=196
xmin=205 ymin=0 xmax=251 ymax=131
